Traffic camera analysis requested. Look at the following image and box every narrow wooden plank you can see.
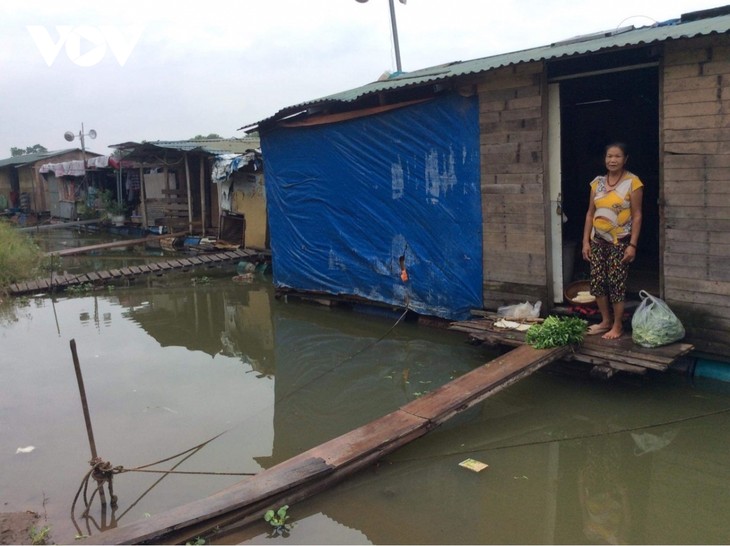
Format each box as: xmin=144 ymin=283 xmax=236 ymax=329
xmin=402 ymin=344 xmax=568 ymax=424
xmin=120 ymin=267 xmax=132 ymax=276
xmin=46 ymin=231 xmax=188 ymax=257
xmin=85 ymin=412 xmax=427 ymax=545
xmin=129 ymin=266 xmax=142 ymax=275
xmin=86 ymin=272 xmax=100 ymax=282
xmin=81 ymin=345 xmax=554 ymax=545
xmin=108 ymin=269 xmax=123 ymax=278
xmin=98 ymin=270 xmax=112 ymax=280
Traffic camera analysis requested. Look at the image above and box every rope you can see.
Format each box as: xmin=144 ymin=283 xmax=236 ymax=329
xmin=384 ymin=405 xmax=730 ymax=465
xmin=71 ymin=282 xmax=412 ymax=525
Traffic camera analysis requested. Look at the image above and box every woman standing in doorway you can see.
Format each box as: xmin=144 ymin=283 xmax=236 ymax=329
xmin=582 ymin=143 xmax=643 ymax=340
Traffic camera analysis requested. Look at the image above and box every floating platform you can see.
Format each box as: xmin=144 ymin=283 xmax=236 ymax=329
xmin=449 ymin=315 xmax=694 ymax=378
xmin=7 ymin=248 xmax=267 ymax=296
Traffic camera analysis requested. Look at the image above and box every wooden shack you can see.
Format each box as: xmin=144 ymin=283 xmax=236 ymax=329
xmin=247 ymin=6 xmax=730 ymax=360
xmin=110 ymin=138 xmax=261 ymax=238
xmin=0 ymin=148 xmax=99 ymax=215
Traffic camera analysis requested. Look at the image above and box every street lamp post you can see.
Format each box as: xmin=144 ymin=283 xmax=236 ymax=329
xmin=64 ymin=123 xmax=97 ymax=170
xmin=356 ymin=0 xmax=406 ymax=73
xmin=64 ymin=124 xmax=99 ymax=211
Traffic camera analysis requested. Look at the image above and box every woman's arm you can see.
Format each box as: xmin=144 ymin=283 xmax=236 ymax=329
xmin=622 ymin=186 xmax=643 ymax=264
xmin=582 ymin=187 xmax=596 ymax=261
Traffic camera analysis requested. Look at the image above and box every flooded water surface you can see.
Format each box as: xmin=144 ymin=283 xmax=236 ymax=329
xmin=2 ymin=229 xmax=730 ymax=544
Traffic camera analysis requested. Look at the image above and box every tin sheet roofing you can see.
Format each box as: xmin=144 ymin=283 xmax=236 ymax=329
xmin=244 ymin=6 xmax=730 ymax=130
xmin=0 ymin=148 xmax=79 ymax=168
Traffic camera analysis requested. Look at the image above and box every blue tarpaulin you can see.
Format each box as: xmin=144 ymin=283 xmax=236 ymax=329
xmin=262 ymin=93 xmax=483 ymax=320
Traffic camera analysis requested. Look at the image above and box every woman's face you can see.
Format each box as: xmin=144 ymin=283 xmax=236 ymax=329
xmin=605 ymin=146 xmax=627 ymax=172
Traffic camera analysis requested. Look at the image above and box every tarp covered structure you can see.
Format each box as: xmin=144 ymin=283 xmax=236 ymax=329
xmin=262 ymin=93 xmax=483 ymax=320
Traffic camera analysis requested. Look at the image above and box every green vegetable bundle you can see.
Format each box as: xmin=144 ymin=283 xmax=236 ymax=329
xmin=525 ymin=316 xmax=587 ymax=349
xmin=631 ymin=290 xmax=685 ymax=348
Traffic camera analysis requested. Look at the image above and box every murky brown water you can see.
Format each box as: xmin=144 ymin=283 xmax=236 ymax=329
xmin=3 ymin=228 xmax=730 ymax=544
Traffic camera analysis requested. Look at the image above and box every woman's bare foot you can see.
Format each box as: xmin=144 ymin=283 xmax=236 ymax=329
xmin=587 ymin=322 xmax=612 ymax=335
xmin=602 ymin=327 xmax=623 ymax=340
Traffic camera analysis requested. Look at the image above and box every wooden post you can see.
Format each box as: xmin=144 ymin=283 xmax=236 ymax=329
xmin=199 ymin=157 xmax=206 ymax=237
xmin=184 ymin=153 xmax=193 ymax=235
xmin=139 ymin=166 xmax=148 ymax=229
xmin=70 ymin=339 xmax=99 ymax=461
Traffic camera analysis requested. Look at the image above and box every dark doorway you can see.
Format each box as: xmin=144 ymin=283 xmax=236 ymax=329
xmin=558 ymin=66 xmax=660 ymax=295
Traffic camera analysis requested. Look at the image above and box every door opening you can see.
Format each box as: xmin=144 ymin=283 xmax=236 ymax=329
xmin=556 ymin=67 xmax=660 ymax=298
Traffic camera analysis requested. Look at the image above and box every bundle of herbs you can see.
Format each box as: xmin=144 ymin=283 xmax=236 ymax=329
xmin=525 ymin=315 xmax=587 ymax=349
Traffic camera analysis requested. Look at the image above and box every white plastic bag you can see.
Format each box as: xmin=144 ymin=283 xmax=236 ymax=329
xmin=631 ymin=290 xmax=685 ymax=348
xmin=497 ymin=300 xmax=542 ymax=320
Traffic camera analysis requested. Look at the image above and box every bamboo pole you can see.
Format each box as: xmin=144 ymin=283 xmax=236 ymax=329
xmin=185 ymin=153 xmax=193 ymax=235
xmin=199 ymin=157 xmax=206 ymax=237
xmin=139 ymin=166 xmax=148 ymax=229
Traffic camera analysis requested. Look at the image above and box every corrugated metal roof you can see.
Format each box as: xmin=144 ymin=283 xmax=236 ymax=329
xmin=110 ymin=138 xmax=260 ymax=156
xmin=0 ymin=148 xmax=79 ymax=168
xmin=245 ymin=6 xmax=730 ymax=130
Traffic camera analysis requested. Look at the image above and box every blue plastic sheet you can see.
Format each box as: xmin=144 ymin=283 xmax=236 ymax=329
xmin=262 ymin=93 xmax=483 ymax=320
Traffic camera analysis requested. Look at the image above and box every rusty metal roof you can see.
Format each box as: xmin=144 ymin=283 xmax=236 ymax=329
xmin=0 ymin=148 xmax=80 ymax=168
xmin=244 ymin=5 xmax=730 ymax=131
xmin=109 ymin=138 xmax=261 ymax=162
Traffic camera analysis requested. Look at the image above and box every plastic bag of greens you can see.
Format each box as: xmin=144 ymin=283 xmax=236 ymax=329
xmin=631 ymin=290 xmax=685 ymax=348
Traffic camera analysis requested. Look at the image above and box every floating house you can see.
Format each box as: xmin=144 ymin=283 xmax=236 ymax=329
xmin=246 ymin=6 xmax=730 ymax=360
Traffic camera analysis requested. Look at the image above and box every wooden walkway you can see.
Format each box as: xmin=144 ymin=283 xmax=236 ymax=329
xmin=79 ymin=344 xmax=569 ymax=545
xmin=449 ymin=316 xmax=694 ymax=377
xmin=7 ymin=249 xmax=263 ymax=296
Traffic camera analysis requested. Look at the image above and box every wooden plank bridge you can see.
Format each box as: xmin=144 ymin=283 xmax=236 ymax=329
xmin=7 ymin=248 xmax=264 ymax=297
xmin=79 ymin=344 xmax=570 ymax=545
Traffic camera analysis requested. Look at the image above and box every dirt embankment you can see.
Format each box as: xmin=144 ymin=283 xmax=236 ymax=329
xmin=0 ymin=512 xmax=39 ymax=545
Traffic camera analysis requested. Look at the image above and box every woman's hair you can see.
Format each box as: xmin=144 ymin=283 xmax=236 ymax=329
xmin=605 ymin=142 xmax=628 ymax=156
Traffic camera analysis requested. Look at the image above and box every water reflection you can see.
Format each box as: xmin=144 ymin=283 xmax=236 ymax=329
xmin=230 ymin=371 xmax=730 ymax=545
xmin=3 ymin=269 xmax=730 ymax=545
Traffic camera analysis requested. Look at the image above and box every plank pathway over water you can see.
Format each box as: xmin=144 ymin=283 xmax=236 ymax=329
xmin=80 ymin=343 xmax=569 ymax=545
xmin=7 ymin=248 xmax=261 ymax=296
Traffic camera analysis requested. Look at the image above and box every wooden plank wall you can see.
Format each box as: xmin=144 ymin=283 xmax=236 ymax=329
xmin=662 ymin=34 xmax=730 ymax=359
xmin=478 ymin=62 xmax=549 ymax=310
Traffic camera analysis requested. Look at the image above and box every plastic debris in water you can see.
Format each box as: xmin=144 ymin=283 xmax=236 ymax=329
xmin=16 ymin=446 xmax=35 ymax=454
xmin=459 ymin=458 xmax=488 ymax=472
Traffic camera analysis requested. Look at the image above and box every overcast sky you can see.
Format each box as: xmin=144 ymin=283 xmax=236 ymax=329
xmin=0 ymin=0 xmax=722 ymax=157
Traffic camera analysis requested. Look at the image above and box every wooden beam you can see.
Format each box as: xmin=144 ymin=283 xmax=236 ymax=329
xmin=185 ymin=152 xmax=193 ymax=235
xmin=139 ymin=166 xmax=148 ymax=229
xmin=200 ymin=157 xmax=206 ymax=237
xmin=79 ymin=344 xmax=568 ymax=545
xmin=46 ymin=231 xmax=188 ymax=257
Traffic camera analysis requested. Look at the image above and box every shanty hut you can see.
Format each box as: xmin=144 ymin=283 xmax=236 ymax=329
xmin=247 ymin=6 xmax=730 ymax=360
xmin=110 ymin=137 xmax=262 ymax=240
xmin=0 ymin=148 xmax=100 ymax=215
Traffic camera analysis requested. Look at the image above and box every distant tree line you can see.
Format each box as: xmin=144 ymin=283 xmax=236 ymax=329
xmin=10 ymin=144 xmax=48 ymax=157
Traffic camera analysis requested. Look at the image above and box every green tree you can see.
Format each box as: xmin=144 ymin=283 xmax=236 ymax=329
xmin=191 ymin=133 xmax=223 ymax=140
xmin=10 ymin=144 xmax=48 ymax=157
